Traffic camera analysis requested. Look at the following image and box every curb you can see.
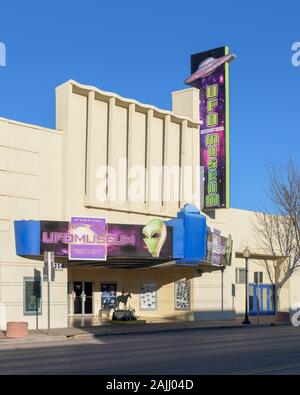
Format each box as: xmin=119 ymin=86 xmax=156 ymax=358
xmin=0 ymin=322 xmax=291 ymax=345
xmin=70 ymin=322 xmax=291 ymax=340
xmin=0 ymin=335 xmax=67 ymax=345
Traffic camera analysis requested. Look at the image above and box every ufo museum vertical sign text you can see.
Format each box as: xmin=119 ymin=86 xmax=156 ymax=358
xmin=185 ymin=46 xmax=235 ymax=211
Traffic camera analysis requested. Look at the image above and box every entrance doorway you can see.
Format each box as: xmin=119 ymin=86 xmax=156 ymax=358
xmin=249 ymin=284 xmax=275 ymax=316
xmin=73 ymin=281 xmax=93 ymax=315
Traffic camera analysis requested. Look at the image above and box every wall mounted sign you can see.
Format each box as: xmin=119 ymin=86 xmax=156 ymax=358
xmin=212 ymin=229 xmax=221 ymax=267
xmin=186 ymin=47 xmax=235 ymax=211
xmin=205 ymin=229 xmax=233 ymax=266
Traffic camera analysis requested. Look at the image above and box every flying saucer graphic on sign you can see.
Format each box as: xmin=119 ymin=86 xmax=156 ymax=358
xmin=184 ymin=53 xmax=236 ymax=84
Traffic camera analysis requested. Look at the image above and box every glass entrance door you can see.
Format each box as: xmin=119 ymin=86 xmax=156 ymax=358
xmin=84 ymin=282 xmax=93 ymax=314
xmin=73 ymin=282 xmax=93 ymax=315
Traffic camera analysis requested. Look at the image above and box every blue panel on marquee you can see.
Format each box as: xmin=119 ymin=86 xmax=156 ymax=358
xmin=166 ymin=218 xmax=184 ymax=259
xmin=180 ymin=204 xmax=207 ymax=263
xmin=167 ymin=204 xmax=207 ymax=265
xmin=14 ymin=220 xmax=40 ymax=256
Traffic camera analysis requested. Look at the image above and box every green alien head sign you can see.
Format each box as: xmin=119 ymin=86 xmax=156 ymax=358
xmin=142 ymin=219 xmax=167 ymax=258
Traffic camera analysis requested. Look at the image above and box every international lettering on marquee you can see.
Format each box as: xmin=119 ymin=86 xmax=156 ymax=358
xmin=187 ymin=47 xmax=231 ymax=210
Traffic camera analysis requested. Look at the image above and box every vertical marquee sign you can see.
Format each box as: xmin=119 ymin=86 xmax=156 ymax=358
xmin=185 ymin=46 xmax=235 ymax=211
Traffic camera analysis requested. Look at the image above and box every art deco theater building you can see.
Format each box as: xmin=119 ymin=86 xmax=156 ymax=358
xmin=0 ymin=49 xmax=297 ymax=329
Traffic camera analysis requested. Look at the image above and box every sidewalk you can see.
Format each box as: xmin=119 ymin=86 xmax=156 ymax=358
xmin=0 ymin=316 xmax=291 ymax=345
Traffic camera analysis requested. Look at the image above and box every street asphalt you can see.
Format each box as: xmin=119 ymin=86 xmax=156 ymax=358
xmin=0 ymin=325 xmax=300 ymax=375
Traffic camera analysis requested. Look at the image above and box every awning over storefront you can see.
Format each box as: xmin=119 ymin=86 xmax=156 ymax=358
xmin=14 ymin=204 xmax=232 ymax=268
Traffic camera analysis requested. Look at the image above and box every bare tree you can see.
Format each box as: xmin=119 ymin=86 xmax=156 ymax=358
xmin=255 ymin=159 xmax=300 ymax=310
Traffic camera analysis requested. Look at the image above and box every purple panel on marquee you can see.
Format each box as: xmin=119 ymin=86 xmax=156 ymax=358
xmin=69 ymin=217 xmax=107 ymax=260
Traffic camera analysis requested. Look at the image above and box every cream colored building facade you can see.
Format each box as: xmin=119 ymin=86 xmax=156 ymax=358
xmin=0 ymin=80 xmax=298 ymax=330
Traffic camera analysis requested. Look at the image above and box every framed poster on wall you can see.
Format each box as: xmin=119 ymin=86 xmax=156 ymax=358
xmin=174 ymin=281 xmax=190 ymax=310
xmin=140 ymin=283 xmax=157 ymax=310
xmin=101 ymin=283 xmax=117 ymax=309
xmin=23 ymin=277 xmax=42 ymax=316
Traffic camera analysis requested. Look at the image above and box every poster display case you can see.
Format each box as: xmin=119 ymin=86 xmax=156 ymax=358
xmin=174 ymin=281 xmax=190 ymax=310
xmin=140 ymin=283 xmax=157 ymax=310
xmin=101 ymin=283 xmax=117 ymax=309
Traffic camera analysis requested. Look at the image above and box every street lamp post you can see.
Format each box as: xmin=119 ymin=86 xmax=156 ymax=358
xmin=243 ymin=246 xmax=251 ymax=325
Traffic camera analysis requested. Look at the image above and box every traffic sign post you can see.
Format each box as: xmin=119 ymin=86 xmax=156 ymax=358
xmin=254 ymin=272 xmax=263 ymax=325
xmin=44 ymin=251 xmax=54 ymax=335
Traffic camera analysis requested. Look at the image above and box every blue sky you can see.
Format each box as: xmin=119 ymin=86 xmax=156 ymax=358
xmin=0 ymin=0 xmax=299 ymax=212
